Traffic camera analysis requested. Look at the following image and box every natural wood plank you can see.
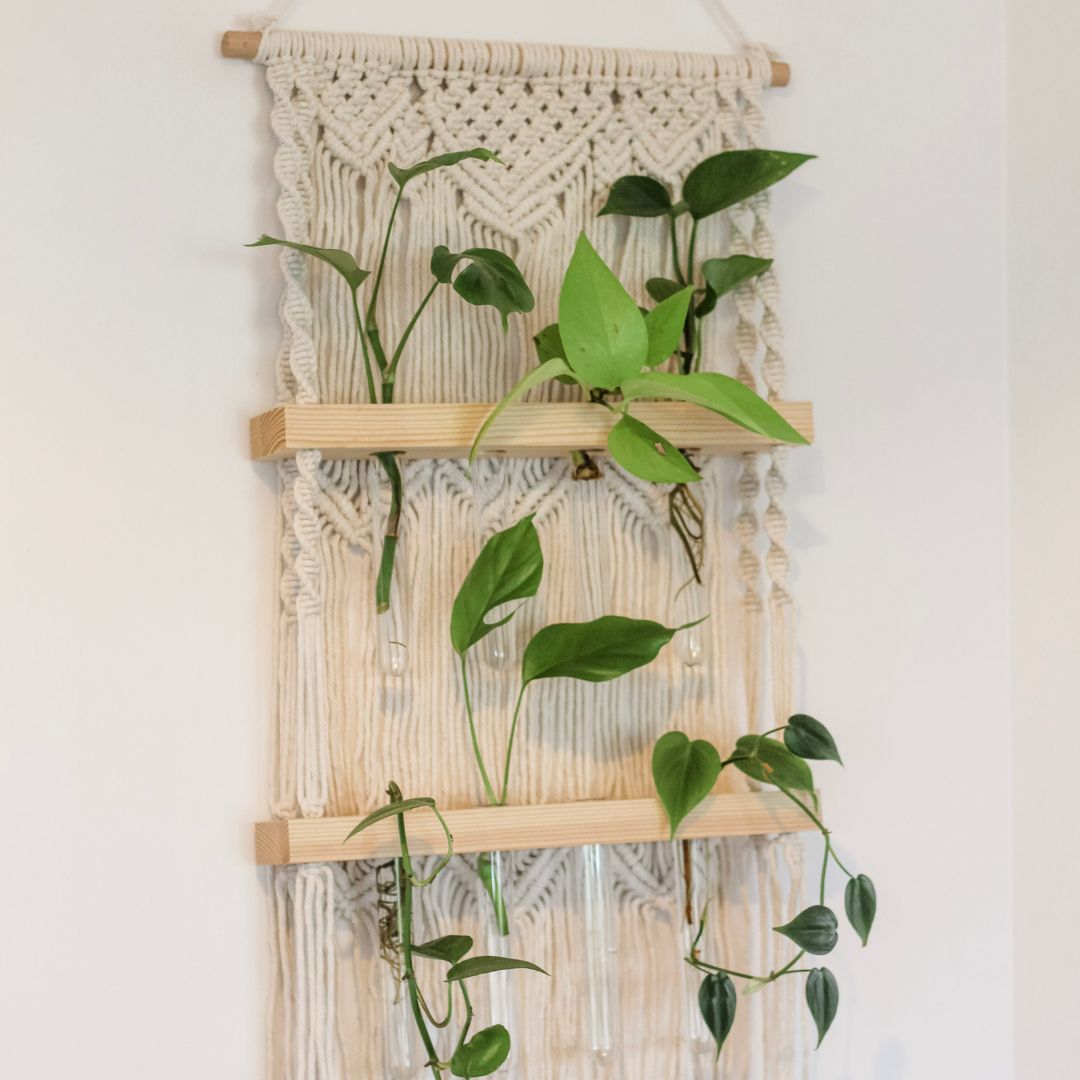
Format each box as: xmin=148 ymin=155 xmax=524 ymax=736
xmin=254 ymin=792 xmax=817 ymax=866
xmin=220 ymin=31 xmax=791 ymax=86
xmin=249 ymin=401 xmax=814 ymax=462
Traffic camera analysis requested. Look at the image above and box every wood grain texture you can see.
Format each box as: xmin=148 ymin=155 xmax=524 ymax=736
xmin=249 ymin=401 xmax=814 ymax=462
xmin=254 ymin=792 xmax=818 ymax=865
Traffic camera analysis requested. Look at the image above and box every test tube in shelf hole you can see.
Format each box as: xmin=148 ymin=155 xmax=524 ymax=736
xmin=579 ymin=843 xmax=621 ymax=1076
xmin=368 ymin=454 xmax=409 ymax=677
xmin=476 ymin=850 xmax=520 ymax=1076
xmin=469 ymin=460 xmax=515 ymax=670
xmin=377 ymin=860 xmax=423 ymax=1078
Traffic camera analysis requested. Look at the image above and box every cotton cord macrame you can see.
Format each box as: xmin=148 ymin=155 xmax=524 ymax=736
xmin=257 ymin=28 xmax=804 ymax=1078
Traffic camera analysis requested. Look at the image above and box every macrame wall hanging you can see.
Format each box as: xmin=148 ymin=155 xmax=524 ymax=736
xmin=232 ymin=19 xmax=816 ymax=1080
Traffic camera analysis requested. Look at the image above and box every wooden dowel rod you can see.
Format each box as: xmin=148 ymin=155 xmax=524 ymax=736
xmin=220 ymin=30 xmax=791 ymax=85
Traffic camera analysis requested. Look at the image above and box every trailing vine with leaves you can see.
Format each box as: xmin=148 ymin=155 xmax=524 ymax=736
xmin=651 ymin=718 xmax=876 ymax=1055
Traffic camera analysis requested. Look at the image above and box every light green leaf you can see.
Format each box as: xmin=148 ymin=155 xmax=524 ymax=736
xmin=598 ymin=175 xmax=673 ymax=217
xmin=682 ymin=149 xmax=814 ymax=221
xmin=521 ymin=614 xmax=697 ymax=685
xmin=412 ymin=935 xmax=473 ymax=964
xmin=651 ymin=731 xmax=722 ymax=838
xmin=558 ymin=233 xmax=649 ymax=390
xmin=645 ymin=286 xmax=694 ymax=366
xmin=450 ymin=1025 xmax=511 ymax=1078
xmin=445 ymin=956 xmax=548 ymax=982
xmin=773 ymin=905 xmax=839 ymax=956
xmin=247 ymin=235 xmax=371 ymax=292
xmin=451 ymin=516 xmax=543 ymax=656
xmin=607 ymin=414 xmax=700 ymax=484
xmin=733 ymin=735 xmax=814 ymax=793
xmin=784 ymin=714 xmax=843 ymax=765
xmin=343 ymin=797 xmax=435 ymax=841
xmin=806 ymin=968 xmax=839 ymax=1049
xmin=699 ymin=972 xmax=737 ymax=1059
xmin=389 ymin=147 xmax=503 ymax=188
xmin=845 ymin=874 xmax=877 ymax=947
xmin=469 ymin=357 xmax=575 ymax=465
xmin=430 ymin=246 xmax=534 ymax=331
xmin=696 ymin=255 xmax=773 ymax=316
xmin=621 ymin=371 xmax=808 ymax=445
xmin=646 ymin=277 xmax=684 ymax=303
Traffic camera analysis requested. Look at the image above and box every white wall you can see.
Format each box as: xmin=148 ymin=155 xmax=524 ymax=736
xmin=1 ymin=2 xmax=1016 ymax=1078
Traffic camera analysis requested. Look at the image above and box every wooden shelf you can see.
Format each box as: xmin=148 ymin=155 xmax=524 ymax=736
xmin=254 ymin=792 xmax=817 ymax=866
xmin=250 ymin=401 xmax=814 ymax=462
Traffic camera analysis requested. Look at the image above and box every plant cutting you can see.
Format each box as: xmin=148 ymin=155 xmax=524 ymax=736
xmin=346 ymin=782 xmax=546 ymax=1078
xmin=651 ymin=716 xmax=877 ymax=1056
xmin=250 ymin=147 xmax=534 ymax=674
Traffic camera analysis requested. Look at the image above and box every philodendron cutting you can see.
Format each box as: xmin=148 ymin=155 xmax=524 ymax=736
xmin=651 ymin=717 xmax=877 ymax=1056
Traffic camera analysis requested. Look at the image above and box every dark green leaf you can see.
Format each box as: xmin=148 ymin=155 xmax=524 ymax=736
xmin=521 ymin=614 xmax=696 ymax=685
xmin=450 ymin=1025 xmax=511 ymax=1078
xmin=646 ymin=277 xmax=684 ymax=303
xmin=558 ymin=233 xmax=649 ymax=390
xmin=532 ymin=323 xmax=576 ymax=385
xmin=805 ymin=968 xmax=839 ymax=1048
xmin=598 ymin=175 xmax=673 ymax=218
xmin=773 ymin=905 xmax=838 ymax=955
xmin=698 ymin=972 xmax=737 ymax=1059
xmin=645 ymin=286 xmax=694 ymax=366
xmin=247 ymin=235 xmax=371 ymax=292
xmin=845 ymin=874 xmax=877 ymax=947
xmin=343 ymin=797 xmax=435 ymax=841
xmin=733 ymin=735 xmax=814 ymax=793
xmin=696 ymin=255 xmax=772 ymax=316
xmin=446 ymin=955 xmax=548 ymax=982
xmin=607 ymin=414 xmax=700 ymax=484
xmin=682 ymin=149 xmax=814 ymax=221
xmin=451 ymin=516 xmax=543 ymax=656
xmin=430 ymin=246 xmax=534 ymax=331
xmin=784 ymin=714 xmax=842 ymax=764
xmin=652 ymin=731 xmax=722 ymax=837
xmin=621 ymin=371 xmax=808 ymax=445
xmin=389 ymin=147 xmax=503 ymax=188
xmin=412 ymin=935 xmax=473 ymax=964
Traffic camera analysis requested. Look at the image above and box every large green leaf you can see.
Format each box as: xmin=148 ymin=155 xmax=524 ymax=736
xmin=621 ymin=371 xmax=808 ymax=444
xmin=733 ymin=735 xmax=814 ymax=793
xmin=412 ymin=935 xmax=473 ymax=965
xmin=682 ymin=149 xmax=814 ymax=221
xmin=469 ymin=357 xmax=575 ymax=465
xmin=845 ymin=874 xmax=877 ymax=947
xmin=699 ymin=972 xmax=737 ymax=1059
xmin=343 ymin=797 xmax=435 ymax=841
xmin=246 ymin=235 xmax=371 ymax=292
xmin=784 ymin=714 xmax=843 ymax=765
xmin=558 ymin=233 xmax=649 ymax=390
xmin=773 ymin=905 xmax=838 ymax=955
xmin=451 ymin=516 xmax=543 ymax=656
xmin=607 ymin=414 xmax=700 ymax=484
xmin=805 ymin=968 xmax=839 ymax=1048
xmin=431 ymin=246 xmax=534 ymax=330
xmin=696 ymin=255 xmax=772 ymax=317
xmin=388 ymin=147 xmax=502 ymax=188
xmin=445 ymin=955 xmax=548 ymax=982
xmin=652 ymin=731 xmax=722 ymax=837
xmin=521 ymin=615 xmax=694 ymax=685
xmin=598 ymin=175 xmax=674 ymax=218
xmin=644 ymin=286 xmax=694 ymax=367
xmin=450 ymin=1025 xmax=511 ymax=1078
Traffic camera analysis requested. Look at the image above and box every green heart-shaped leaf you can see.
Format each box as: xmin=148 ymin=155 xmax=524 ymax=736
xmin=644 ymin=286 xmax=694 ymax=367
xmin=445 ymin=955 xmax=548 ymax=982
xmin=389 ymin=147 xmax=503 ymax=188
xmin=698 ymin=972 xmax=737 ymax=1059
xmin=598 ymin=175 xmax=673 ymax=218
xmin=805 ymin=968 xmax=839 ymax=1048
xmin=652 ymin=731 xmax=722 ymax=837
xmin=247 ymin=236 xmax=371 ymax=292
xmin=451 ymin=516 xmax=543 ymax=656
xmin=607 ymin=414 xmax=701 ymax=484
xmin=450 ymin=1024 xmax=511 ymax=1078
xmin=412 ymin=935 xmax=473 ymax=965
xmin=558 ymin=233 xmax=649 ymax=390
xmin=733 ymin=735 xmax=814 ymax=793
xmin=696 ymin=255 xmax=772 ymax=316
xmin=784 ymin=714 xmax=842 ymax=764
xmin=845 ymin=873 xmax=877 ymax=947
xmin=431 ymin=246 xmax=534 ymax=330
xmin=773 ymin=905 xmax=838 ymax=955
xmin=682 ymin=149 xmax=814 ymax=221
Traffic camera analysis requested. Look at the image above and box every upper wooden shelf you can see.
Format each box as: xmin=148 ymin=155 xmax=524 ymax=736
xmin=255 ymin=791 xmax=816 ymax=866
xmin=250 ymin=401 xmax=814 ymax=462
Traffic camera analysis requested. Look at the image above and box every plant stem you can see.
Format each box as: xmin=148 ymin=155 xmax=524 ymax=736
xmin=350 ymin=290 xmax=379 ymax=405
xmin=452 ymin=982 xmax=475 ymax=1057
xmin=389 ymin=280 xmax=440 ymax=379
xmin=374 ymin=452 xmax=405 ymax=615
xmin=460 ymin=656 xmax=498 ymax=805
xmin=669 ymin=217 xmax=687 ymax=286
xmin=685 ymin=220 xmax=698 ymax=286
xmin=364 ymin=188 xmax=402 ymax=379
xmin=497 ymin=684 xmax=529 ymax=805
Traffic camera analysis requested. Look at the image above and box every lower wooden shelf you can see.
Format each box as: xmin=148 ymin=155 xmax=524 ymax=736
xmin=254 ymin=792 xmax=817 ymax=866
xmin=249 ymin=401 xmax=814 ymax=462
